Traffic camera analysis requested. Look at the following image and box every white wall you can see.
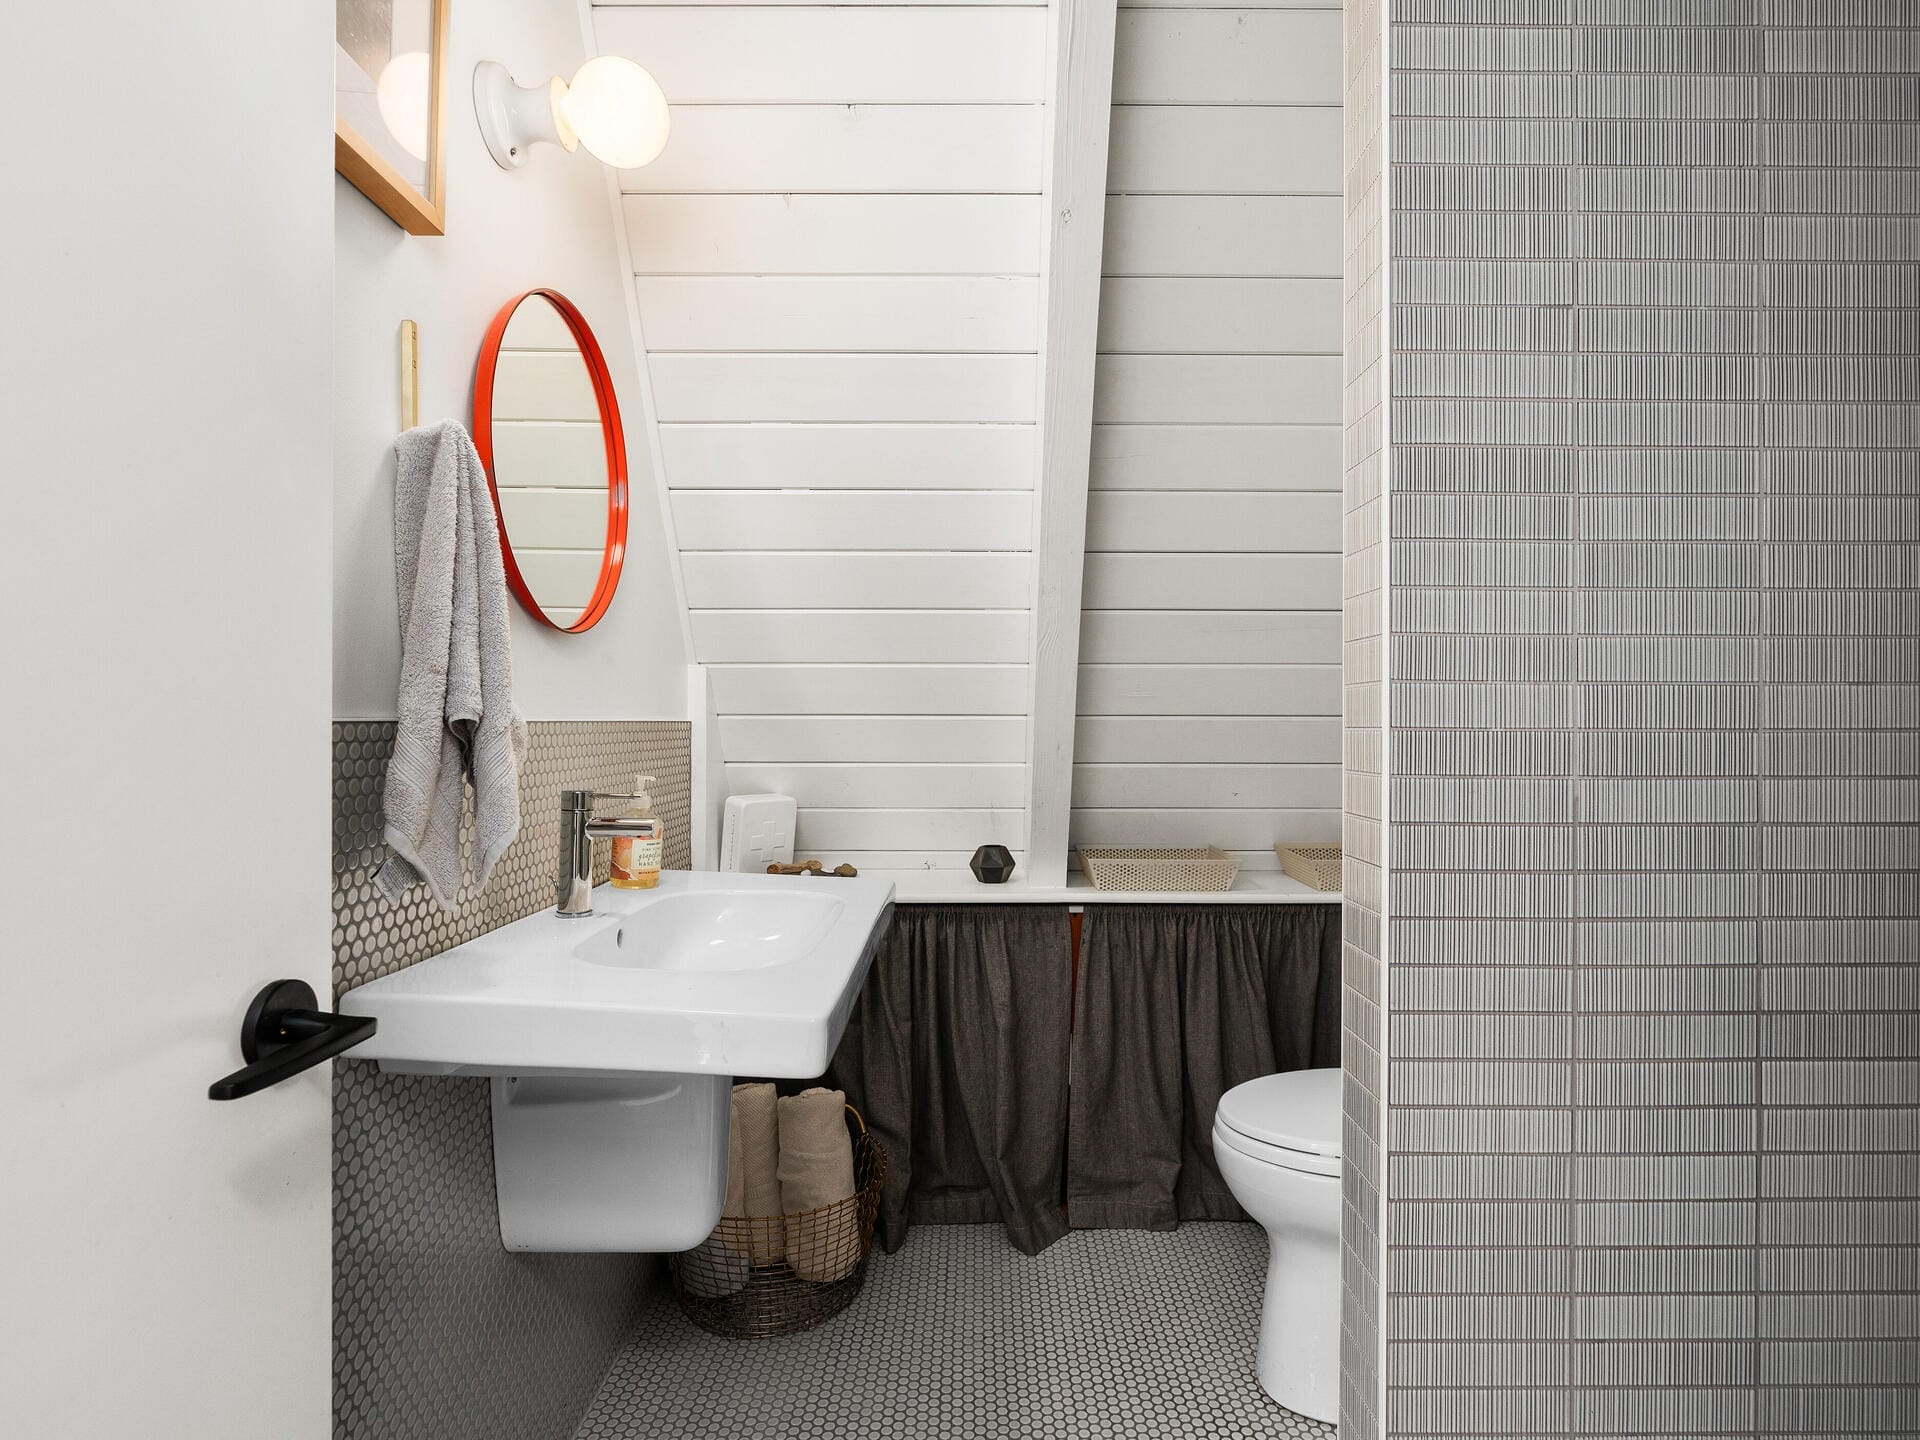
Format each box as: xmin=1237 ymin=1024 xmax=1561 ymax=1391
xmin=592 ymin=0 xmax=1046 ymax=872
xmin=336 ymin=0 xmax=688 ymax=721
xmin=1069 ymin=0 xmax=1346 ymax=869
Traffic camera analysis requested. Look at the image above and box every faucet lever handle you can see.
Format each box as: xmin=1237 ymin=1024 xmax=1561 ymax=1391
xmin=561 ymin=787 xmax=648 ymax=810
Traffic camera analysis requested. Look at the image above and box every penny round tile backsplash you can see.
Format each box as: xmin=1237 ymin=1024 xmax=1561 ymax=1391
xmin=332 ymin=720 xmax=691 ymax=994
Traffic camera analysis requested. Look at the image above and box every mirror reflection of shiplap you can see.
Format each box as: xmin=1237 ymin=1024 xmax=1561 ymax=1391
xmin=489 ymin=296 xmax=609 ymax=630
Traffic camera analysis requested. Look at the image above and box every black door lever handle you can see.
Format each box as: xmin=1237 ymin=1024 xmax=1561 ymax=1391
xmin=208 ymin=979 xmax=377 ymax=1101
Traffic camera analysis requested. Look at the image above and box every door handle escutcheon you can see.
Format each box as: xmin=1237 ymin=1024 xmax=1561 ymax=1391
xmin=208 ymin=979 xmax=377 ymax=1101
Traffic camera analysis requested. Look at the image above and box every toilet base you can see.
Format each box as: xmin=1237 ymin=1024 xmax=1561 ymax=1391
xmin=1254 ymin=1227 xmax=1340 ymax=1424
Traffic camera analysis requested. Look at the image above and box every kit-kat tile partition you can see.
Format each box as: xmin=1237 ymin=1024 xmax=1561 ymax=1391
xmin=331 ymin=720 xmax=691 ymax=1440
xmin=1339 ymin=0 xmax=1388 ymax=1435
xmin=1344 ymin=5 xmax=1919 ymax=1434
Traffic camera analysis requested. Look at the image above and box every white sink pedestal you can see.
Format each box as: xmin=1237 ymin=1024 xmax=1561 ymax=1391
xmin=491 ymin=1072 xmax=731 ymax=1252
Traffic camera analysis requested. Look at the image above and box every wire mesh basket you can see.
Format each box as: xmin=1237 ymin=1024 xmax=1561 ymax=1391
xmin=1274 ymin=843 xmax=1343 ymax=892
xmin=1078 ymin=846 xmax=1240 ymax=892
xmin=669 ymin=1105 xmax=887 ymax=1338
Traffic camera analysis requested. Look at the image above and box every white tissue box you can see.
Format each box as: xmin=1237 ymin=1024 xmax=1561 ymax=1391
xmin=720 ymin=794 xmax=798 ymax=873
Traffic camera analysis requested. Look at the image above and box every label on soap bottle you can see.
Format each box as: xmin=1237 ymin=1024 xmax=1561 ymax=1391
xmin=611 ymin=822 xmax=663 ymax=888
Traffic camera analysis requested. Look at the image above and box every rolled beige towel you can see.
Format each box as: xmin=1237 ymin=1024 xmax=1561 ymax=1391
xmin=777 ymin=1087 xmax=859 ymax=1282
xmin=716 ymin=1103 xmax=751 ymax=1263
xmin=724 ymin=1108 xmax=747 ymax=1219
xmin=732 ymin=1082 xmax=786 ymax=1266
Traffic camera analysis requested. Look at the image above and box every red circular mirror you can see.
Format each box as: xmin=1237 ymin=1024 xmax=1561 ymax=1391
xmin=473 ymin=288 xmax=629 ymax=633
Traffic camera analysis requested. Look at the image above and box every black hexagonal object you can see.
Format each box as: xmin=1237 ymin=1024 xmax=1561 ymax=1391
xmin=969 ymin=844 xmax=1016 ymax=884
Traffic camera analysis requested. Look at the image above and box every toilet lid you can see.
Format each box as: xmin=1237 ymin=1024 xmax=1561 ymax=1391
xmin=1216 ymin=1068 xmax=1341 ymax=1159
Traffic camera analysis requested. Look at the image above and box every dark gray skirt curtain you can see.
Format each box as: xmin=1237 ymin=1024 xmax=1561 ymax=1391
xmin=1066 ymin=904 xmax=1341 ymax=1231
xmin=822 ymin=901 xmax=1338 ymax=1255
xmin=827 ymin=905 xmax=1073 ymax=1256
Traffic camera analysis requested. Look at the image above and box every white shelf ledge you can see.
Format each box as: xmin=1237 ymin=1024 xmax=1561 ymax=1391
xmin=862 ymin=869 xmax=1339 ymax=906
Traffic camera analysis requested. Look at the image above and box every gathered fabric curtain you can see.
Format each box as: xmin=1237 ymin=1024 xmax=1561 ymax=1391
xmin=827 ymin=905 xmax=1073 ymax=1257
xmin=1066 ymin=904 xmax=1341 ymax=1231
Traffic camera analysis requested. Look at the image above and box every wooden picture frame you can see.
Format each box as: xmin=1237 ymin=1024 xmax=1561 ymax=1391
xmin=334 ymin=0 xmax=449 ymax=236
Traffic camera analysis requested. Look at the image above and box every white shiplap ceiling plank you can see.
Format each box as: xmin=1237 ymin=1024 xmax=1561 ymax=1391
xmin=594 ymin=8 xmax=1048 ymax=103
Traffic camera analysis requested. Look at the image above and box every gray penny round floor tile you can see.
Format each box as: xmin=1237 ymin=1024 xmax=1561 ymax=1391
xmin=575 ymin=1224 xmax=1334 ymax=1440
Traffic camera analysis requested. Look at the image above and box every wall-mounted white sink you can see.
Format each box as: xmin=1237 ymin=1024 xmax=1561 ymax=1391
xmin=342 ymin=870 xmax=891 ymax=1078
xmin=339 ymin=870 xmax=894 ymax=1253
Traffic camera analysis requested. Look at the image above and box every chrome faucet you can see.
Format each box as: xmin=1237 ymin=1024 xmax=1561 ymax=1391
xmin=555 ymin=788 xmax=654 ymax=918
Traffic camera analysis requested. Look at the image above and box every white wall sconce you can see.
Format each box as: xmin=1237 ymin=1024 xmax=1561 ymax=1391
xmin=473 ymin=56 xmax=670 ymax=171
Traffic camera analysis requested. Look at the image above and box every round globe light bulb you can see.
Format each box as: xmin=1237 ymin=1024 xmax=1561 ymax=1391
xmin=377 ymin=50 xmax=434 ymax=162
xmin=559 ymin=56 xmax=670 ymax=170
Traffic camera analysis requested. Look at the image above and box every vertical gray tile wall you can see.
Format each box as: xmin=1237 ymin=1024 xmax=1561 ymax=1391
xmin=1569 ymin=9 xmax=1761 ymax=1431
xmin=1758 ymin=12 xmax=1919 ymax=1434
xmin=1340 ymin=0 xmax=1387 ymax=1435
xmin=332 ymin=720 xmax=692 ymax=1440
xmin=1349 ymin=3 xmax=1920 ymax=1434
xmin=1388 ymin=5 xmax=1583 ymax=1431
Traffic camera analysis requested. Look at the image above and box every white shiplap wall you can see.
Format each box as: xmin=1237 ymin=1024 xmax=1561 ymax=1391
xmin=1070 ymin=0 xmax=1345 ymax=870
xmin=592 ymin=0 xmax=1044 ymax=871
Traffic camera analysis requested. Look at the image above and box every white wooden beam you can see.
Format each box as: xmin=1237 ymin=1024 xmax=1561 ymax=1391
xmin=1025 ymin=0 xmax=1119 ymax=888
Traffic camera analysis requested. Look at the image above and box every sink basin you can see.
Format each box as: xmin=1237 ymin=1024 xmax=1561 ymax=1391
xmin=575 ymin=890 xmax=843 ymax=973
xmin=336 ymin=868 xmax=894 ymax=1253
xmin=341 ymin=868 xmax=894 ymax=1078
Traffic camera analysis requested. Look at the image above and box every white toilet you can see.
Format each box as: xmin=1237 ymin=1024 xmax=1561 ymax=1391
xmin=1212 ymin=1066 xmax=1343 ymax=1423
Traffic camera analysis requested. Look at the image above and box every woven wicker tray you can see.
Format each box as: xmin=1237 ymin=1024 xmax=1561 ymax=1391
xmin=1078 ymin=846 xmax=1239 ymax=893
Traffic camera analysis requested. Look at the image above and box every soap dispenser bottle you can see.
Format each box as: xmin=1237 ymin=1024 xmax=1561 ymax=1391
xmin=608 ymin=776 xmax=663 ymax=889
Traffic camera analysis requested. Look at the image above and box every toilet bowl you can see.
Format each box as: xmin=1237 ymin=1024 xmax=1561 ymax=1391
xmin=1212 ymin=1067 xmax=1342 ymax=1423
